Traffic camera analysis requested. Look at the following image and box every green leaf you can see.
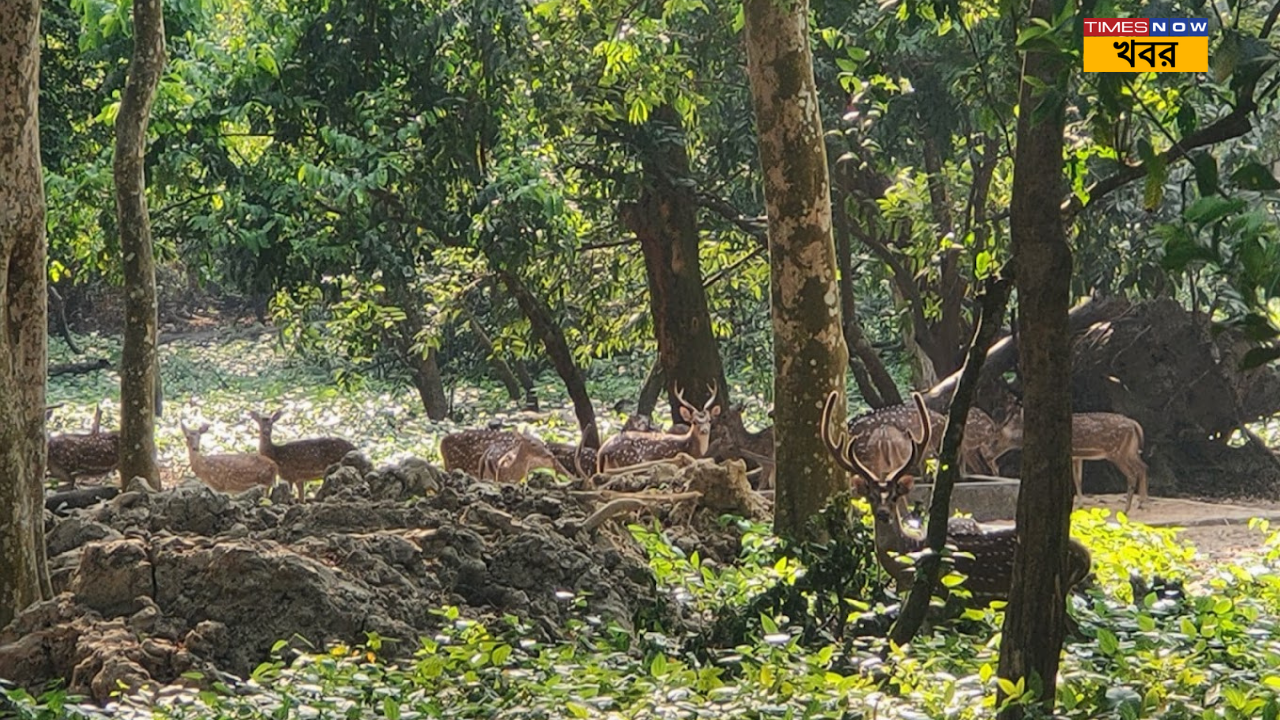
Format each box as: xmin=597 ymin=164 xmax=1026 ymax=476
xmin=759 ymin=613 xmax=779 ymax=634
xmin=1183 ymin=196 xmax=1245 ymax=228
xmin=1241 ymin=345 xmax=1280 ymax=369
xmin=1097 ymin=627 xmax=1120 ymax=655
xmin=1192 ymin=153 xmax=1219 ymax=196
xmin=1161 ymin=233 xmax=1218 ymax=272
xmin=1231 ymin=162 xmax=1280 ymax=191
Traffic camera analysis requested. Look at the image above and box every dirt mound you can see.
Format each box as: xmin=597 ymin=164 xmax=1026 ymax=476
xmin=1 ymin=456 xmax=763 ymax=703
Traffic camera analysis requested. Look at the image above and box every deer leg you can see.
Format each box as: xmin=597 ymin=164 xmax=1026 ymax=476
xmin=1071 ymin=459 xmax=1083 ymax=503
xmin=1122 ymin=455 xmax=1149 ymax=512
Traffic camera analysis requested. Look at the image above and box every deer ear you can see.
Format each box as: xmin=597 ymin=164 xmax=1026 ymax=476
xmin=711 ymin=405 xmax=721 ymax=417
xmin=272 ymin=410 xmax=284 ymax=421
xmin=680 ymin=406 xmax=694 ymax=422
xmin=898 ymin=474 xmax=916 ymax=492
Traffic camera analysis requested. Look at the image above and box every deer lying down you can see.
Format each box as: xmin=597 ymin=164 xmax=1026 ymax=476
xmin=181 ymin=422 xmax=279 ymax=494
xmin=596 ymin=385 xmax=720 ymax=472
xmin=46 ymin=405 xmax=119 ymax=488
xmin=479 ymin=433 xmax=571 ymax=483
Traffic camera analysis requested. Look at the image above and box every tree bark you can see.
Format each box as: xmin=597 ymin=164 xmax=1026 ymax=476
xmin=744 ymin=0 xmax=848 ymax=538
xmin=464 ymin=308 xmax=524 ymax=404
xmin=409 ymin=348 xmax=450 ymax=421
xmin=0 ymin=0 xmax=53 ymax=627
xmin=622 ymin=107 xmax=729 ymax=424
xmin=890 ymin=276 xmax=1011 ymax=645
xmin=833 ymin=188 xmax=899 ymax=407
xmin=636 ymin=358 xmax=665 ymax=418
xmin=923 ymin=136 xmax=968 ymax=375
xmin=114 ymin=0 xmax=166 ymax=489
xmin=499 ymin=270 xmax=601 ymax=448
xmin=996 ymin=2 xmax=1075 ymax=715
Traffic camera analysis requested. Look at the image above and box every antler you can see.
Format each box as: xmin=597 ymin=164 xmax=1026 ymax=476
xmin=821 ymin=391 xmax=932 ymax=485
xmin=889 ymin=392 xmax=932 ymax=483
xmin=674 ymin=385 xmax=694 ymax=413
xmin=674 ymin=382 xmax=719 ymax=413
xmin=820 ymin=392 xmax=878 ymax=483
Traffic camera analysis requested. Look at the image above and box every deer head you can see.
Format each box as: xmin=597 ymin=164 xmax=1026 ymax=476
xmin=674 ymin=383 xmax=721 ymax=453
xmin=821 ymin=391 xmax=932 ymax=523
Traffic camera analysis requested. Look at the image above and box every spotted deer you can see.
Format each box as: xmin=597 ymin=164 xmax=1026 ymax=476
xmin=181 ymin=423 xmax=279 ymax=494
xmin=821 ymin=391 xmax=1092 ymax=600
xmin=984 ymin=406 xmax=1149 ymax=512
xmin=548 ymin=441 xmax=598 ymax=479
xmin=440 ymin=428 xmax=522 ymax=477
xmin=249 ymin=410 xmax=356 ymax=501
xmin=596 ymin=385 xmax=720 ymax=472
xmin=46 ymin=405 xmax=120 ymax=488
xmin=705 ymin=404 xmax=775 ymax=489
xmin=848 ymin=400 xmax=997 ymax=478
xmin=479 ymin=432 xmax=571 ymax=482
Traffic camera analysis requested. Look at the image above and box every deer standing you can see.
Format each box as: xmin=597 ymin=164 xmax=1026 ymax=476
xmin=596 ymin=385 xmax=720 ymax=472
xmin=821 ymin=391 xmax=1092 ymax=600
xmin=479 ymin=432 xmax=571 ymax=482
xmin=984 ymin=406 xmax=1149 ymax=512
xmin=181 ymin=423 xmax=279 ymax=494
xmin=250 ymin=410 xmax=356 ymax=501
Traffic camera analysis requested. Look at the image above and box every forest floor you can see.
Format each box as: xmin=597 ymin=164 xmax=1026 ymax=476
xmin=10 ymin=323 xmax=1280 ymax=716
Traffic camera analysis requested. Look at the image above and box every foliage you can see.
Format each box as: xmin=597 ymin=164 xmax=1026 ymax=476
xmin=17 ymin=495 xmax=1280 ymax=719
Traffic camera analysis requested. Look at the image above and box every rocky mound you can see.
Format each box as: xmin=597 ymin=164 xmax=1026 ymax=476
xmin=0 ymin=455 xmax=765 ymax=704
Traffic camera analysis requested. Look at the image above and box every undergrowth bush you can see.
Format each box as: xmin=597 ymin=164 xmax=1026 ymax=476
xmin=13 ymin=489 xmax=1280 ymax=718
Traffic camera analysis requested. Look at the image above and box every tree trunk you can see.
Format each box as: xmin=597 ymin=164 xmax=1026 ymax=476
xmin=114 ymin=0 xmax=166 ymax=489
xmin=744 ymin=0 xmax=848 ymax=538
xmin=923 ymin=136 xmax=968 ymax=374
xmin=464 ymin=308 xmax=523 ymax=404
xmin=410 ymin=348 xmax=450 ymax=421
xmin=499 ymin=271 xmax=601 ymax=449
xmin=636 ymin=358 xmax=665 ymax=418
xmin=385 ymin=273 xmax=449 ymax=421
xmin=0 ymin=0 xmax=53 ymax=626
xmin=833 ymin=189 xmax=899 ymax=407
xmin=996 ymin=3 xmax=1075 ymax=715
xmin=622 ymin=107 xmax=729 ymax=424
xmin=890 ymin=276 xmax=1011 ymax=645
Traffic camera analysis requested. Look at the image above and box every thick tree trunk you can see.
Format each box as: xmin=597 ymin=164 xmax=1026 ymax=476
xmin=0 ymin=0 xmax=53 ymax=626
xmin=499 ymin=271 xmax=600 ymax=449
xmin=996 ymin=2 xmax=1075 ymax=715
xmin=114 ymin=0 xmax=166 ymax=489
xmin=622 ymin=108 xmax=729 ymax=424
xmin=744 ymin=0 xmax=848 ymax=538
xmin=833 ymin=189 xmax=899 ymax=407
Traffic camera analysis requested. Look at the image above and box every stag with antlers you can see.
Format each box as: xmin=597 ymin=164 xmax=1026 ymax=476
xmin=596 ymin=384 xmax=721 ymax=472
xmin=821 ymin=391 xmax=1092 ymax=601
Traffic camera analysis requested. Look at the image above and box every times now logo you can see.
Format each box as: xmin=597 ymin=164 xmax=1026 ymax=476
xmin=1083 ymin=18 xmax=1210 ymax=36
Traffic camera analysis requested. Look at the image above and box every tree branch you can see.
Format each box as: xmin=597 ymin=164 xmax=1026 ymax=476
xmin=890 ymin=275 xmax=1012 ymax=646
xmin=1063 ymin=105 xmax=1255 ymax=220
xmin=850 ymin=221 xmax=939 ymax=361
xmin=694 ymin=192 xmax=769 ymax=245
